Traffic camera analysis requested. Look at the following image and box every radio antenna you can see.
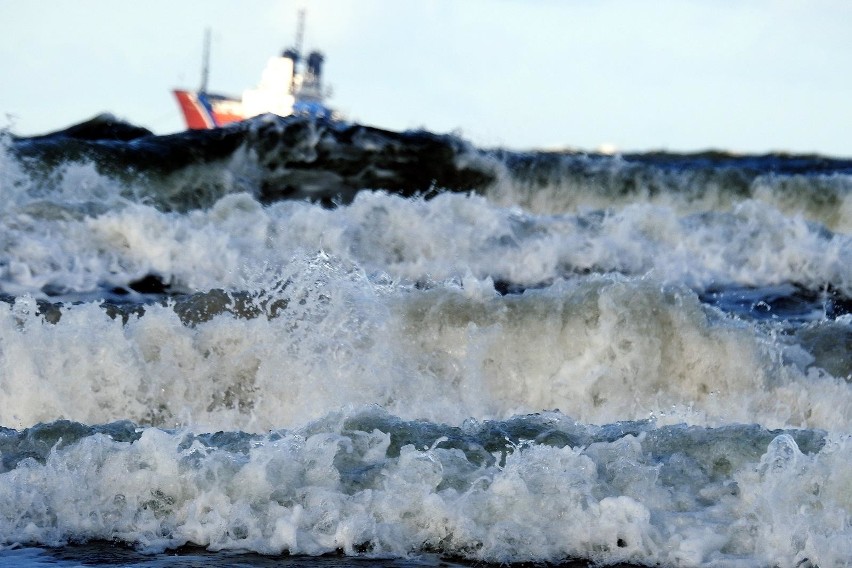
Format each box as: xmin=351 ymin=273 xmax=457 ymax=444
xmin=294 ymin=8 xmax=305 ymax=57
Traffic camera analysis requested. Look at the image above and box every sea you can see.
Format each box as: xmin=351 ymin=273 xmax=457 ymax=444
xmin=0 ymin=114 xmax=849 ymax=568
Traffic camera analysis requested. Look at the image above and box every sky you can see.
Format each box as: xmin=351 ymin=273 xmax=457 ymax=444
xmin=1 ymin=0 xmax=851 ymax=156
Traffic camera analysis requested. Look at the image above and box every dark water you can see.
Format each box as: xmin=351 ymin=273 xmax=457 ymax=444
xmin=0 ymin=114 xmax=850 ymax=567
xmin=0 ymin=543 xmax=498 ymax=568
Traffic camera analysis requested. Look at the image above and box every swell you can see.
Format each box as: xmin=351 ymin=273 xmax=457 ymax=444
xmin=6 ymin=115 xmax=852 ymax=231
xmin=487 ymin=149 xmax=852 ymax=232
xmin=7 ymin=114 xmax=494 ymax=212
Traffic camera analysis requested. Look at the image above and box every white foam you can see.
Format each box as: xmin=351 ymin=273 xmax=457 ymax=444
xmin=732 ymin=433 xmax=852 ymax=567
xmin=3 ymin=127 xmax=850 ymax=568
xmin=0 ymin=418 xmax=848 ymax=566
xmin=0 ymin=139 xmax=133 ymax=214
xmin=0 ymin=191 xmax=847 ymax=299
xmin=0 ymin=265 xmax=848 ymax=433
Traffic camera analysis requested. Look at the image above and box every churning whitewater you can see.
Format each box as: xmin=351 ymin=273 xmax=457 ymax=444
xmin=0 ymin=115 xmax=850 ymax=567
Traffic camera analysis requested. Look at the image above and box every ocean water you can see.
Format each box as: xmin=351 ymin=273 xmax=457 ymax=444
xmin=0 ymin=115 xmax=850 ymax=567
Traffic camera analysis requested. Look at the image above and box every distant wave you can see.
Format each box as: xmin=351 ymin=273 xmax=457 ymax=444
xmin=8 ymin=114 xmax=852 ymax=230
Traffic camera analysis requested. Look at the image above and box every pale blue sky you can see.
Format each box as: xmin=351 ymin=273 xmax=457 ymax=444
xmin=1 ymin=0 xmax=850 ymax=155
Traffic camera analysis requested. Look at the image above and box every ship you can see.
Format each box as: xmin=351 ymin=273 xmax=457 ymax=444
xmin=173 ymin=10 xmax=335 ymax=130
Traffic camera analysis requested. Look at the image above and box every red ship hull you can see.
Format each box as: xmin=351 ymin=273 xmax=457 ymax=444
xmin=173 ymin=90 xmax=244 ymax=130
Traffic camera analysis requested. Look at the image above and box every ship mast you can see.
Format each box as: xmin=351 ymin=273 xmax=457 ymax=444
xmin=200 ymin=27 xmax=211 ymax=93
